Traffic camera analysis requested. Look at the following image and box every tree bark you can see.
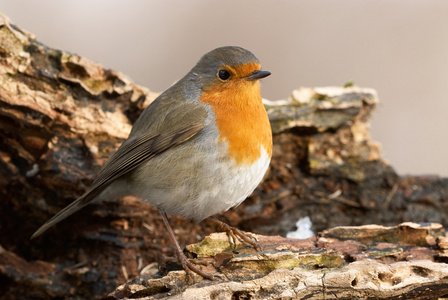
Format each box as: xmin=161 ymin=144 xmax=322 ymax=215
xmin=1 ymin=13 xmax=448 ymax=299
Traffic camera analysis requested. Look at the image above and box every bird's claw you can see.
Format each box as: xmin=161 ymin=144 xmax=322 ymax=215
xmin=164 ymin=256 xmax=215 ymax=281
xmin=212 ymin=218 xmax=262 ymax=251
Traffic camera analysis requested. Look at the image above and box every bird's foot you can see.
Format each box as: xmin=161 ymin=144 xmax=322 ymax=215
xmin=211 ymin=218 xmax=262 ymax=252
xmin=159 ymin=209 xmax=215 ymax=282
xmin=164 ymin=254 xmax=215 ymax=281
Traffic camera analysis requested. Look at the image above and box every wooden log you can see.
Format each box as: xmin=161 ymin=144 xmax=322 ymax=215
xmin=1 ymin=13 xmax=447 ymax=299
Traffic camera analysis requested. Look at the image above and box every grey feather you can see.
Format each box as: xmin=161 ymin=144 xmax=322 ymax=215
xmin=31 ymin=101 xmax=207 ymax=239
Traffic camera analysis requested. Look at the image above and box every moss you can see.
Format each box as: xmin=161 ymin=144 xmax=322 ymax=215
xmin=188 ymin=235 xmax=235 ymax=257
xmin=0 ymin=25 xmax=24 ymax=54
xmin=227 ymin=252 xmax=344 ymax=274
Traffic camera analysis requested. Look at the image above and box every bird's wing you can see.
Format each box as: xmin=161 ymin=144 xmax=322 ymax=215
xmin=31 ymin=102 xmax=208 ymax=239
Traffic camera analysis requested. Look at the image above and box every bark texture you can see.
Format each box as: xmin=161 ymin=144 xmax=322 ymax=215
xmin=111 ymin=223 xmax=448 ymax=299
xmin=1 ymin=13 xmax=448 ymax=299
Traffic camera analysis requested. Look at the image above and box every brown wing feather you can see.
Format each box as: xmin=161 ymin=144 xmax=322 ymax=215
xmin=31 ymin=104 xmax=207 ymax=239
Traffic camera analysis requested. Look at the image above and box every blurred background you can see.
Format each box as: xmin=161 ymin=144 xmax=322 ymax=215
xmin=2 ymin=0 xmax=448 ymax=176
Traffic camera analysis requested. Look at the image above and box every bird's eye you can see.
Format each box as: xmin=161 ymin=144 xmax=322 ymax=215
xmin=218 ymin=69 xmax=231 ymax=80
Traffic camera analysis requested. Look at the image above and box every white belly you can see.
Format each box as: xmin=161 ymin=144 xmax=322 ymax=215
xmin=124 ymin=140 xmax=270 ymax=222
xmin=101 ymin=118 xmax=271 ymax=222
xmin=180 ymin=146 xmax=271 ymax=221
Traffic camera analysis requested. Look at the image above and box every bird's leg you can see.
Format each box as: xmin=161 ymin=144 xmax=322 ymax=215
xmin=159 ymin=209 xmax=214 ymax=281
xmin=210 ymin=217 xmax=262 ymax=252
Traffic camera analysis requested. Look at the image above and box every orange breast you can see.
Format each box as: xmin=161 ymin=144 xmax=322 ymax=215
xmin=200 ymin=72 xmax=272 ymax=166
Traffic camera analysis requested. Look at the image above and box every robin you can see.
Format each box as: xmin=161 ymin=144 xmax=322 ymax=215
xmin=32 ymin=46 xmax=272 ymax=280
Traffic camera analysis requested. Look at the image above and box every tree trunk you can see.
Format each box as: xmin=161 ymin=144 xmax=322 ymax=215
xmin=1 ymin=13 xmax=448 ymax=299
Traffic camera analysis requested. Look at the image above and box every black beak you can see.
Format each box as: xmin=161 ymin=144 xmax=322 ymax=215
xmin=245 ymin=70 xmax=271 ymax=81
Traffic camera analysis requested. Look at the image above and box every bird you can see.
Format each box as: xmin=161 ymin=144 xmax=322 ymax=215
xmin=32 ymin=46 xmax=272 ymax=280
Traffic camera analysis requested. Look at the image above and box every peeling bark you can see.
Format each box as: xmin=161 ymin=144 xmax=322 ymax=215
xmin=1 ymin=13 xmax=448 ymax=299
xmin=110 ymin=223 xmax=448 ymax=299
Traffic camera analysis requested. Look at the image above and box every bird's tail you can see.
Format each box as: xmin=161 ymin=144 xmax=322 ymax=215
xmin=31 ymin=195 xmax=89 ymax=239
